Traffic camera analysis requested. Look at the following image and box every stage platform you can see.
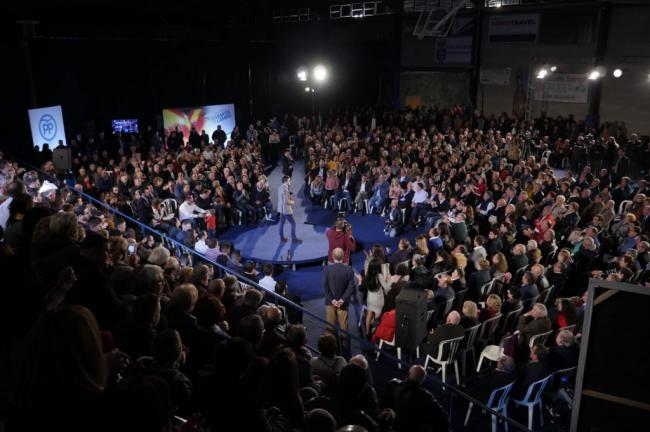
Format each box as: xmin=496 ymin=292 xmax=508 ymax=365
xmin=219 ymin=222 xmax=329 ymax=266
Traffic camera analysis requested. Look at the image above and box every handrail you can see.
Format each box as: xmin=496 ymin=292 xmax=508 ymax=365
xmin=1 ymin=150 xmax=530 ymax=431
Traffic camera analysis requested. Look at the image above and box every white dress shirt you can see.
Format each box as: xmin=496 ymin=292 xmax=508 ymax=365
xmin=0 ymin=196 xmax=12 ymax=230
xmin=179 ymin=201 xmax=206 ymax=221
xmin=258 ymin=275 xmax=277 ymax=292
xmin=413 ymin=189 xmax=429 ymax=205
xmin=194 ymin=239 xmax=208 ymax=254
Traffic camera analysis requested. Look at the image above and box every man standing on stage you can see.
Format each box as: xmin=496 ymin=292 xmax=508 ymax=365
xmin=278 ymin=175 xmax=302 ymax=243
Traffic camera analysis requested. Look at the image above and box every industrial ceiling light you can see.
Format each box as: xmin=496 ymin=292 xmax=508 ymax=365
xmin=613 ymin=68 xmax=623 ymax=78
xmin=313 ymin=65 xmax=327 ymax=82
xmin=297 ymin=67 xmax=308 ymax=81
xmin=550 ymin=66 xmax=557 ymax=72
xmin=588 ymin=70 xmax=601 ymax=80
xmin=304 ymin=87 xmax=311 ymax=92
xmin=536 ymin=68 xmax=548 ymax=79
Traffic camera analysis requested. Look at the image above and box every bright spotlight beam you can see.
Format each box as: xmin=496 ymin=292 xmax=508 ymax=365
xmin=313 ymin=65 xmax=327 ymax=82
xmin=297 ymin=67 xmax=308 ymax=81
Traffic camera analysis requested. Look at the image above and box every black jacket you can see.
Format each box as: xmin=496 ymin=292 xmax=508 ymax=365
xmin=382 ymin=379 xmax=449 ymax=432
xmin=323 ymin=263 xmax=356 ymax=308
xmin=425 ymin=323 xmax=464 ymax=358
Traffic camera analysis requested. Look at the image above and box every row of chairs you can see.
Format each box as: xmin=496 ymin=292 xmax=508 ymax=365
xmin=464 ymin=366 xmax=577 ymax=431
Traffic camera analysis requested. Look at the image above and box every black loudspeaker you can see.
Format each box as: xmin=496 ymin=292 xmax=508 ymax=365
xmin=395 ymin=288 xmax=427 ymax=350
xmin=52 ymin=147 xmax=72 ymax=172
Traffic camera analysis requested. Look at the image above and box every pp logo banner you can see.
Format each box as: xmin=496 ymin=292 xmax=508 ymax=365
xmin=39 ymin=114 xmax=57 ymax=141
xmin=28 ymin=105 xmax=67 ymax=150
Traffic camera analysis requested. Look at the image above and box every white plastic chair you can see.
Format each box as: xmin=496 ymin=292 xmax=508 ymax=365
xmin=376 ymin=335 xmax=402 ymax=370
xmin=459 ymin=323 xmax=482 ymax=376
xmin=476 ymin=333 xmax=516 ymax=372
xmin=162 ymin=198 xmax=179 ymax=218
xmin=423 ymin=335 xmax=465 ymax=386
xmin=618 ymin=199 xmax=633 ymax=216
xmin=476 ymin=313 xmax=503 ymax=348
xmin=479 ymin=279 xmax=496 ymax=298
xmin=529 ymin=330 xmax=553 ymax=349
xmin=464 ymin=381 xmax=514 ymax=432
xmin=509 ymin=374 xmax=554 ymax=430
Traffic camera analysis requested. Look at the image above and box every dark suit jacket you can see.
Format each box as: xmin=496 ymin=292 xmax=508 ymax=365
xmin=426 ymin=323 xmax=464 ymax=358
xmin=281 ymin=155 xmax=294 ymax=176
xmin=323 ymin=263 xmax=356 ymax=308
xmin=389 ymin=249 xmax=411 ymax=272
xmin=509 ymin=254 xmax=529 ymax=273
xmin=467 ymin=269 xmax=491 ymax=301
xmin=382 ymin=379 xmax=449 ymax=432
xmin=355 ymin=180 xmax=373 ymax=196
xmin=548 ymin=345 xmax=579 ymax=371
xmin=516 ymin=316 xmax=551 ymax=344
xmin=512 ymin=360 xmax=551 ymax=399
xmin=520 ymin=283 xmax=540 ymax=301
xmin=465 ymin=370 xmax=515 ymax=402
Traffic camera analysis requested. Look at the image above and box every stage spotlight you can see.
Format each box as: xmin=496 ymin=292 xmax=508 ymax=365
xmin=550 ymin=66 xmax=557 ymax=72
xmin=304 ymin=87 xmax=311 ymax=92
xmin=297 ymin=68 xmax=308 ymax=81
xmin=613 ymin=68 xmax=623 ymax=78
xmin=313 ymin=65 xmax=327 ymax=82
xmin=588 ymin=70 xmax=601 ymax=80
xmin=536 ymin=68 xmax=548 ymax=79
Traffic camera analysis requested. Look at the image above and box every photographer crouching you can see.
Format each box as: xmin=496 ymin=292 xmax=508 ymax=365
xmin=326 ymin=215 xmax=356 ymax=265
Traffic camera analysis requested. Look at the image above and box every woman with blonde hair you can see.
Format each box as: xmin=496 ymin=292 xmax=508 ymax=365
xmin=490 ymin=252 xmax=508 ymax=280
xmin=389 ymin=177 xmax=402 ymax=201
xmin=414 ymin=234 xmax=431 ymax=267
xmin=461 ymin=301 xmax=479 ymax=328
xmin=479 ymin=294 xmax=502 ymax=322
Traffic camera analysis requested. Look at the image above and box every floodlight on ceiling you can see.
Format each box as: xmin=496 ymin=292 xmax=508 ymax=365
xmin=297 ymin=67 xmax=308 ymax=81
xmin=613 ymin=68 xmax=623 ymax=78
xmin=313 ymin=65 xmax=327 ymax=82
xmin=588 ymin=70 xmax=601 ymax=80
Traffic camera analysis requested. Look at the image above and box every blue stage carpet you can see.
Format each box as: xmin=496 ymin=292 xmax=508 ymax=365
xmin=219 ymin=222 xmax=328 ymax=265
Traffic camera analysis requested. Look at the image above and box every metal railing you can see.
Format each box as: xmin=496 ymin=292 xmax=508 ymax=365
xmin=2 ymin=151 xmax=530 ymax=431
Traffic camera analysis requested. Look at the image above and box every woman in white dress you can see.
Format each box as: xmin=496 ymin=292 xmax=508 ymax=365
xmin=359 ymin=258 xmax=391 ymax=336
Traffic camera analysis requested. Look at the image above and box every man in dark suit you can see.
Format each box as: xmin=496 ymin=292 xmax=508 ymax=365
xmin=467 ymin=259 xmax=492 ymax=301
xmin=516 ymin=303 xmax=552 ymax=347
xmin=281 ymin=149 xmax=294 ymax=177
xmin=425 ymin=311 xmax=465 ymax=358
xmin=353 ymin=173 xmax=374 ymax=211
xmin=67 ymin=233 xmax=128 ymax=332
xmin=548 ymin=329 xmax=580 ymax=371
xmin=381 ymin=365 xmax=449 ymax=432
xmin=464 ymin=355 xmax=516 ymax=402
xmin=511 ymin=344 xmax=551 ymax=399
xmin=509 ymin=244 xmax=529 ymax=274
xmin=368 ymin=173 xmax=389 ymax=213
xmin=323 ymin=247 xmax=357 ymax=337
xmin=336 ymin=170 xmax=357 ymax=212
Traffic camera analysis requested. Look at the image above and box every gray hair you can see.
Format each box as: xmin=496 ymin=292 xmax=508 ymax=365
xmin=350 ymin=354 xmax=369 ymax=370
xmin=533 ymin=303 xmax=548 ymax=318
xmin=557 ymin=329 xmax=575 ymax=347
xmin=148 ymin=246 xmax=171 ymax=266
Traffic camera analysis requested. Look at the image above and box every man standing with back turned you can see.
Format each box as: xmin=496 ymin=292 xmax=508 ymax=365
xmin=278 ymin=175 xmax=302 ymax=243
xmin=323 ymin=248 xmax=356 ymax=339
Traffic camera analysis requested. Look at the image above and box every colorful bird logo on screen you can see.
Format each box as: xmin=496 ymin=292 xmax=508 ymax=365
xmin=162 ymin=107 xmax=206 ymax=141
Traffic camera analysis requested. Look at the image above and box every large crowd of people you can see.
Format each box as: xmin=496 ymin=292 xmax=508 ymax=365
xmin=0 ymin=105 xmax=648 ymax=431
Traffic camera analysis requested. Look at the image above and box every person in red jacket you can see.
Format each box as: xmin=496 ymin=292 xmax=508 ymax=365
xmin=326 ymin=218 xmax=356 ymax=264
